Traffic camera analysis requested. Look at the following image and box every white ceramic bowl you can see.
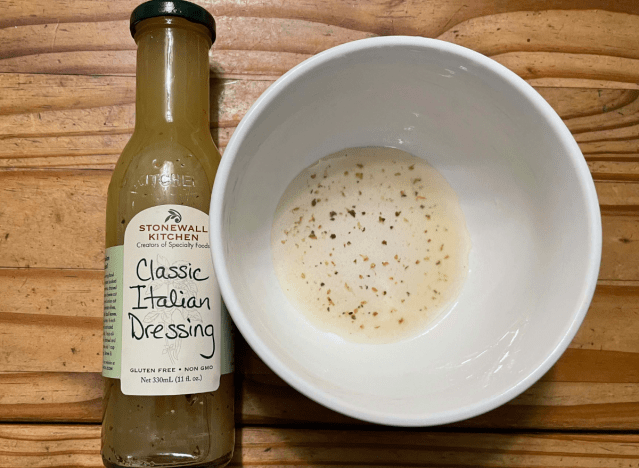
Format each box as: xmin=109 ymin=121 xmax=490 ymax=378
xmin=210 ymin=37 xmax=601 ymax=426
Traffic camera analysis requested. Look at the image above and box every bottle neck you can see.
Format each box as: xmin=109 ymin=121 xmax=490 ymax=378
xmin=133 ymin=17 xmax=212 ymax=133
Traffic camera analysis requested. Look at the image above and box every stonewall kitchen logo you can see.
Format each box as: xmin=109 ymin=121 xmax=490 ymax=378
xmin=139 ymin=209 xmax=207 ymax=241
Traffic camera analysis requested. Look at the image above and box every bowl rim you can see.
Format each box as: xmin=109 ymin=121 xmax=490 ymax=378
xmin=210 ymin=35 xmax=603 ymax=426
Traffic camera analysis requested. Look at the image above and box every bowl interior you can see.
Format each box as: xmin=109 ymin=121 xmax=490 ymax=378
xmin=212 ymin=38 xmax=600 ymax=425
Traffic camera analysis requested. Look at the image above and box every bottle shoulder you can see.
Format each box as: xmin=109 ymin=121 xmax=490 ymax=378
xmin=110 ymin=130 xmax=221 ymax=189
xmin=106 ymin=130 xmax=220 ymax=246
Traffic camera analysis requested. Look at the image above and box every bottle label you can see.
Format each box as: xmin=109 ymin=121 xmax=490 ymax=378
xmin=102 ymin=205 xmax=233 ymax=396
xmin=103 ymin=246 xmax=124 ymax=378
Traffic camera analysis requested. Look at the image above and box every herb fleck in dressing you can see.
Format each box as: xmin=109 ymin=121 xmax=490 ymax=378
xmin=271 ymin=147 xmax=471 ymax=344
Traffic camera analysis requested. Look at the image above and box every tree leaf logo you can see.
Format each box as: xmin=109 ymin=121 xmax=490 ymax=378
xmin=165 ymin=209 xmax=182 ymax=223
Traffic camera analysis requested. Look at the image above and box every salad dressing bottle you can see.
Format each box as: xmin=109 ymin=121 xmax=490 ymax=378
xmin=101 ymin=1 xmax=234 ymax=466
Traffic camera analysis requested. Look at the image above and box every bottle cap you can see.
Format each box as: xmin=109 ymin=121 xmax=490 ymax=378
xmin=130 ymin=0 xmax=216 ymax=42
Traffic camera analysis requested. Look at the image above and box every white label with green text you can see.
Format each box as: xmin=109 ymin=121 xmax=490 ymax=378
xmin=119 ymin=205 xmax=224 ymax=396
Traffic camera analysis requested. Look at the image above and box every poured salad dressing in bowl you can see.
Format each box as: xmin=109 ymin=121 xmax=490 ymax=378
xmin=271 ymin=147 xmax=471 ymax=343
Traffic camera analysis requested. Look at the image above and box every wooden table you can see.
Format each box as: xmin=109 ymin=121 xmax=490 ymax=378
xmin=1 ymin=1 xmax=639 ymax=466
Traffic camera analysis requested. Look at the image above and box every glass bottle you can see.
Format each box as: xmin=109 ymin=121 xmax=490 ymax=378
xmin=101 ymin=2 xmax=234 ymax=467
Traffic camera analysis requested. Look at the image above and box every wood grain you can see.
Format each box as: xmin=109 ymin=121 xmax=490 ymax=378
xmin=0 ymin=373 xmax=101 ymax=422
xmin=1 ymin=424 xmax=639 ymax=468
xmin=3 ymin=0 xmax=639 ymax=32
xmin=0 ymin=170 xmax=107 ymax=270
xmin=0 ymin=268 xmax=102 ymax=317
xmin=0 ymin=5 xmax=639 ymax=89
xmin=0 ymin=74 xmax=267 ymax=127
xmin=234 ymin=428 xmax=639 ymax=466
xmin=439 ymin=10 xmax=639 ymax=57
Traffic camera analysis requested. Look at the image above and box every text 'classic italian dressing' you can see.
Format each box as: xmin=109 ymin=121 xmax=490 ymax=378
xmin=271 ymin=147 xmax=471 ymax=344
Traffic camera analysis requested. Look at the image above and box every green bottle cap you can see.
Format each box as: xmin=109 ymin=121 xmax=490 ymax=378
xmin=130 ymin=0 xmax=216 ymax=42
